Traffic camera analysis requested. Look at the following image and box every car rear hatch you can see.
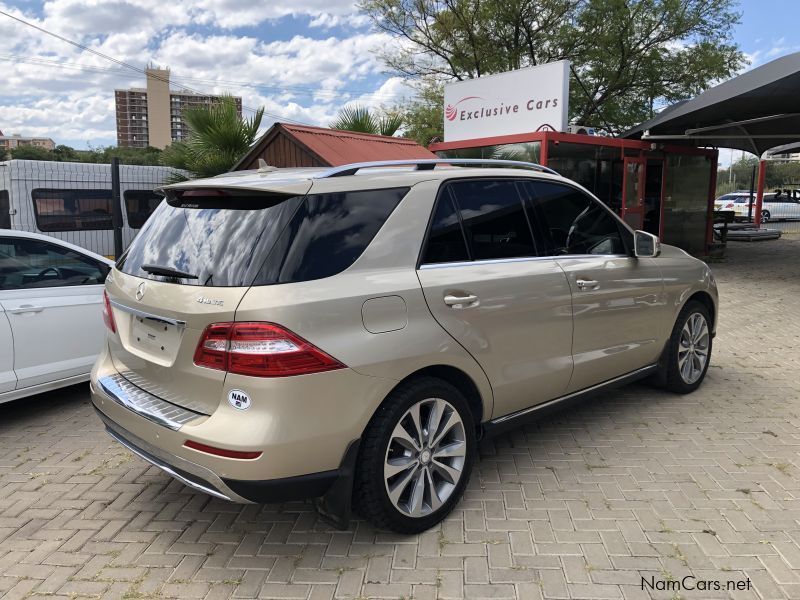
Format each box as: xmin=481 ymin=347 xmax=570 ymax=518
xmin=105 ymin=181 xmax=311 ymax=416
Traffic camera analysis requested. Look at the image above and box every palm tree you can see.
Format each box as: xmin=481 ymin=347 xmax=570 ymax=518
xmin=330 ymin=105 xmax=403 ymax=137
xmin=161 ymin=96 xmax=264 ymax=180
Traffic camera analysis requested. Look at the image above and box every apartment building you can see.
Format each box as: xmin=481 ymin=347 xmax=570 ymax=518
xmin=115 ymin=68 xmax=242 ymax=149
xmin=0 ymin=131 xmax=56 ymax=153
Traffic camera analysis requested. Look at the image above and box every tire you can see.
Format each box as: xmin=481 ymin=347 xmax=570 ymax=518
xmin=662 ymin=301 xmax=713 ymax=394
xmin=353 ymin=377 xmax=476 ymax=534
xmin=761 ymin=210 xmax=770 ymax=223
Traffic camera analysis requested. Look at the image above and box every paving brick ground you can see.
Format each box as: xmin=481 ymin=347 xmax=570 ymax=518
xmin=2 ymin=237 xmax=800 ymax=599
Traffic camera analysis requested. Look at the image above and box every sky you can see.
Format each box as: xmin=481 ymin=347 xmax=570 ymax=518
xmin=0 ymin=0 xmax=799 ymax=150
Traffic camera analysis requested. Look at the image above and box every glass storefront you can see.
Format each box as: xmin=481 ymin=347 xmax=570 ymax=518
xmin=437 ymin=141 xmax=541 ymax=163
xmin=546 ymin=142 xmax=623 ymax=212
xmin=662 ymin=154 xmax=713 ymax=255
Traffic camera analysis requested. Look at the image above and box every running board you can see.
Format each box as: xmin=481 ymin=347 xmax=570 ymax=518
xmin=482 ymin=364 xmax=659 ymax=438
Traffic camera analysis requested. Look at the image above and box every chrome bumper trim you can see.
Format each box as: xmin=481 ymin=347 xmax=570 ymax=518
xmin=98 ymin=373 xmax=204 ymax=431
xmin=109 ymin=299 xmax=187 ymax=327
xmin=95 ymin=408 xmax=252 ymax=503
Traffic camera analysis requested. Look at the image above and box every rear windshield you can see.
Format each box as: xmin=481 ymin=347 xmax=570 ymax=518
xmin=117 ymin=187 xmax=408 ymax=287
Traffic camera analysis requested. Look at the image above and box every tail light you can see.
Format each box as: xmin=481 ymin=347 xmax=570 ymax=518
xmin=102 ymin=291 xmax=117 ymax=333
xmin=725 ymin=203 xmax=734 ymax=208
xmin=194 ymin=322 xmax=345 ymax=377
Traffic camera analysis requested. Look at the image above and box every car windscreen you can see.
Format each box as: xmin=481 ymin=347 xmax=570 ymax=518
xmin=116 ymin=187 xmax=408 ymax=287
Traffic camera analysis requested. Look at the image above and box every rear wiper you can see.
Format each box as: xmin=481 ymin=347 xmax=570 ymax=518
xmin=141 ymin=264 xmax=198 ymax=280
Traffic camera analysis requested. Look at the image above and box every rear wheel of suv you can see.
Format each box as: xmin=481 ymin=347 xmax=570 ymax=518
xmin=662 ymin=301 xmax=712 ymax=394
xmin=354 ymin=377 xmax=476 ymax=533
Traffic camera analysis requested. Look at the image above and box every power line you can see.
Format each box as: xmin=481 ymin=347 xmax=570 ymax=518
xmin=0 ymin=8 xmax=314 ymax=125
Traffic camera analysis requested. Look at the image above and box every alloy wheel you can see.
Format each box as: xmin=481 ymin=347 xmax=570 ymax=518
xmin=384 ymin=398 xmax=466 ymax=518
xmin=678 ymin=312 xmax=710 ymax=385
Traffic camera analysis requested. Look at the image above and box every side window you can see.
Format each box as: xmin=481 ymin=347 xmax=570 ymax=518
xmin=0 ymin=237 xmax=108 ymax=291
xmin=447 ymin=179 xmax=538 ymax=260
xmin=32 ymin=189 xmax=113 ymax=232
xmin=124 ymin=190 xmax=163 ymax=229
xmin=0 ymin=191 xmax=10 ymax=229
xmin=530 ymin=182 xmax=626 ymax=256
xmin=422 ymin=194 xmax=470 ymax=264
xmin=255 ymin=187 xmax=408 ymax=285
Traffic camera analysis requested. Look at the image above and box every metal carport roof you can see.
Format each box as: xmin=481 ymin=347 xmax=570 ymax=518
xmin=623 ymin=52 xmax=800 ymax=156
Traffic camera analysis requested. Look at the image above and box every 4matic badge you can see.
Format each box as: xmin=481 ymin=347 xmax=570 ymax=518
xmin=197 ymin=296 xmax=224 ymax=306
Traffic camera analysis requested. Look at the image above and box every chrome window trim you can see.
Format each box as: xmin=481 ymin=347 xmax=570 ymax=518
xmin=97 ymin=372 xmax=205 ymax=430
xmin=419 ymin=254 xmax=631 ymax=270
xmin=109 ymin=299 xmax=187 ymax=327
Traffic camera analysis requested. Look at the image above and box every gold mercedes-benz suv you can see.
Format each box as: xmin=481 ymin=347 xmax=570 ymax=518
xmin=91 ymin=159 xmax=717 ymax=533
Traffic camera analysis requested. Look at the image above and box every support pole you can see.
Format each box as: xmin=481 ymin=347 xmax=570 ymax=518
xmin=111 ymin=157 xmax=123 ymax=259
xmin=754 ymin=159 xmax=767 ymax=228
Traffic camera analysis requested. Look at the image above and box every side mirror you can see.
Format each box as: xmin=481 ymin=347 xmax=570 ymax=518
xmin=634 ymin=230 xmax=660 ymax=258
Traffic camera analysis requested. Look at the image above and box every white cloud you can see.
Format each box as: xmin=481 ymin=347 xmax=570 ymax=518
xmin=0 ymin=0 xmax=416 ymax=148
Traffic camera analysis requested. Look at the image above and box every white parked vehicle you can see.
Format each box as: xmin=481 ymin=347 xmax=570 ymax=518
xmin=0 ymin=229 xmax=113 ymax=403
xmin=0 ymin=159 xmax=177 ymax=257
xmin=761 ymin=190 xmax=800 ymax=222
xmin=715 ymin=190 xmax=800 ymax=222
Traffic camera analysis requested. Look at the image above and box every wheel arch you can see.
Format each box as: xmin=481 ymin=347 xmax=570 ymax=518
xmin=685 ymin=290 xmax=716 ymax=331
xmin=381 ymin=365 xmax=486 ymax=431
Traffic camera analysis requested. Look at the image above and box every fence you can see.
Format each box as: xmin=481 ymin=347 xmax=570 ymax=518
xmin=0 ymin=159 xmax=182 ymax=257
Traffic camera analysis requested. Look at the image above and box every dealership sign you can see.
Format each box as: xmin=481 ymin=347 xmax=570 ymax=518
xmin=443 ymin=61 xmax=570 ymax=142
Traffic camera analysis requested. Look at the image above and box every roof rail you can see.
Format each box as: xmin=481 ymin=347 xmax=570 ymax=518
xmin=314 ymin=158 xmax=560 ymax=178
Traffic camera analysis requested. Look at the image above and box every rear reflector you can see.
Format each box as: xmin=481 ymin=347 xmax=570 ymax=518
xmin=194 ymin=322 xmax=345 ymax=377
xmin=184 ymin=440 xmax=262 ymax=460
xmin=102 ymin=290 xmax=116 ymax=333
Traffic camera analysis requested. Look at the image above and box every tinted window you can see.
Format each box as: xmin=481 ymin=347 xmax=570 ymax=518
xmin=0 ymin=191 xmax=9 ymax=229
xmin=0 ymin=237 xmax=108 ymax=290
xmin=119 ymin=187 xmax=407 ymax=287
xmin=448 ymin=180 xmax=537 ymax=260
xmin=32 ymin=189 xmax=112 ymax=231
xmin=254 ymin=188 xmax=407 ymax=285
xmin=124 ymin=190 xmax=162 ymax=229
xmin=422 ymin=194 xmax=469 ymax=264
xmin=530 ymin=182 xmax=626 ymax=256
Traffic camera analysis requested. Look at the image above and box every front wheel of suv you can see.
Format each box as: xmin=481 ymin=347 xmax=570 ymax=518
xmin=662 ymin=301 xmax=713 ymax=394
xmin=354 ymin=377 xmax=476 ymax=534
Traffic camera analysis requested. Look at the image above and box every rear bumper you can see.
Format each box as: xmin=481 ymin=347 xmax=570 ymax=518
xmin=94 ymin=405 xmax=340 ymax=503
xmin=89 ymin=343 xmax=391 ymax=503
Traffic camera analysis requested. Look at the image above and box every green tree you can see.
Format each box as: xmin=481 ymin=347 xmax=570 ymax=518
xmin=395 ymin=81 xmax=445 ymax=146
xmin=161 ymin=96 xmax=264 ymax=180
xmin=330 ymin=104 xmax=403 ymax=136
xmin=9 ymin=145 xmax=55 ymax=161
xmin=362 ymin=0 xmax=744 ymax=136
xmin=717 ymin=155 xmax=800 ymax=196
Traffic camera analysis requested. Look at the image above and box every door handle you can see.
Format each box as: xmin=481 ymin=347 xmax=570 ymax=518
xmin=443 ymin=294 xmax=479 ymax=308
xmin=575 ymin=279 xmax=599 ymax=291
xmin=8 ymin=304 xmax=44 ymax=314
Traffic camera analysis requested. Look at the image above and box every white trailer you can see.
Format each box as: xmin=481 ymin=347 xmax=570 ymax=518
xmin=0 ymin=159 xmax=179 ymax=257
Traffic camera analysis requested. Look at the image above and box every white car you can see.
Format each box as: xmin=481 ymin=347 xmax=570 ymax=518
xmin=0 ymin=229 xmax=113 ymax=403
xmin=715 ymin=190 xmax=800 ymax=222
xmin=761 ymin=190 xmax=800 ymax=222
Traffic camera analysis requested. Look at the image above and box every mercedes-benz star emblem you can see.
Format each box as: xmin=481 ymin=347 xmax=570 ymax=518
xmin=136 ymin=282 xmax=146 ymax=301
